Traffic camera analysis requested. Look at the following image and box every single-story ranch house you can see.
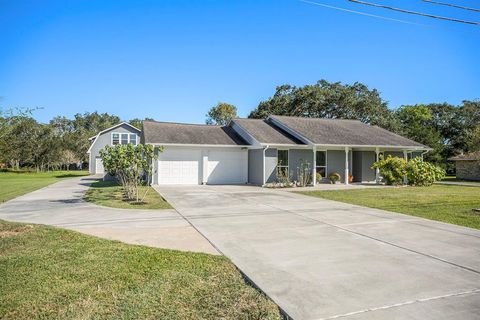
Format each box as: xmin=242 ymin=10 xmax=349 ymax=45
xmin=87 ymin=115 xmax=430 ymax=185
xmin=449 ymin=152 xmax=480 ymax=181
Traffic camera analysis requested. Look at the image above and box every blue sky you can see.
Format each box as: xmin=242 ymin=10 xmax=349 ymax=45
xmin=1 ymin=0 xmax=479 ymax=124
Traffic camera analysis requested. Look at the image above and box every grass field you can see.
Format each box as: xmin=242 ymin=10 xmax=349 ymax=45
xmin=299 ymin=185 xmax=480 ymax=230
xmin=85 ymin=180 xmax=172 ymax=209
xmin=0 ymin=170 xmax=88 ymax=203
xmin=0 ymin=220 xmax=280 ymax=319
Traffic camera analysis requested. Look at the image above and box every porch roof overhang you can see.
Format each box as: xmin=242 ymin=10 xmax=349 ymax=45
xmin=313 ymin=144 xmax=433 ymax=151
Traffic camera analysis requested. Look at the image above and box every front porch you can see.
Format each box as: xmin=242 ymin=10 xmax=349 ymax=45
xmin=256 ymin=146 xmax=427 ymax=187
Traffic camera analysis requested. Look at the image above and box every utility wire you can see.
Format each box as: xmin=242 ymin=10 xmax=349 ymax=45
xmin=422 ymin=0 xmax=480 ymax=13
xmin=348 ymin=0 xmax=480 ymax=25
xmin=299 ymin=0 xmax=427 ymax=26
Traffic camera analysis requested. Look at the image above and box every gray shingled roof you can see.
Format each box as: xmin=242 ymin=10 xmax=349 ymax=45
xmin=143 ymin=120 xmax=247 ymax=145
xmin=232 ymin=118 xmax=304 ymax=145
xmin=270 ymin=115 xmax=428 ymax=148
xmin=449 ymin=152 xmax=480 ymax=161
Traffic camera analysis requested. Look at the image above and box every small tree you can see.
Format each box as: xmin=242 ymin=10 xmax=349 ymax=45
xmin=371 ymin=155 xmax=407 ymax=186
xmin=100 ymin=144 xmax=159 ymax=202
xmin=205 ymin=102 xmax=237 ymax=125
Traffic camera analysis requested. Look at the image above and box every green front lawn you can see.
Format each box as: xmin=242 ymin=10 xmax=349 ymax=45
xmin=85 ymin=180 xmax=172 ymax=209
xmin=0 ymin=170 xmax=88 ymax=203
xmin=298 ymin=185 xmax=480 ymax=230
xmin=0 ymin=220 xmax=281 ymax=319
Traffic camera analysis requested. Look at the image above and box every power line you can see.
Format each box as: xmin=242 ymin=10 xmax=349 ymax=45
xmin=422 ymin=0 xmax=480 ymax=13
xmin=348 ymin=0 xmax=480 ymax=26
xmin=299 ymin=0 xmax=426 ymax=26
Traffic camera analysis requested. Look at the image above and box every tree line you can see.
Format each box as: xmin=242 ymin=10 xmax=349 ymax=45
xmin=207 ymin=80 xmax=480 ymax=170
xmin=1 ymin=79 xmax=478 ymax=171
xmin=0 ymin=108 xmax=151 ymax=171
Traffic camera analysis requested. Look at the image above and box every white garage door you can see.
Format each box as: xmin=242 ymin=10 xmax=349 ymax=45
xmin=158 ymin=148 xmax=201 ymax=185
xmin=207 ymin=149 xmax=247 ymax=184
xmin=95 ymin=157 xmax=104 ymax=174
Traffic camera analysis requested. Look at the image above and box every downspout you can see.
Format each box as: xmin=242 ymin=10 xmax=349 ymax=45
xmin=262 ymin=145 xmax=269 ymax=186
xmin=421 ymin=150 xmax=430 ymax=161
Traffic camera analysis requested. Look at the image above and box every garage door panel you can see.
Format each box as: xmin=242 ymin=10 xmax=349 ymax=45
xmin=207 ymin=150 xmax=247 ymax=184
xmin=95 ymin=158 xmax=104 ymax=174
xmin=158 ymin=149 xmax=201 ymax=185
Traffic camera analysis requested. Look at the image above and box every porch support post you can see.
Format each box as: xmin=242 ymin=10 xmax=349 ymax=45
xmin=262 ymin=146 xmax=269 ymax=186
xmin=375 ymin=147 xmax=380 ymax=184
xmin=344 ymin=146 xmax=349 ymax=185
xmin=403 ymin=150 xmax=408 ymax=185
xmin=312 ymin=146 xmax=316 ymax=185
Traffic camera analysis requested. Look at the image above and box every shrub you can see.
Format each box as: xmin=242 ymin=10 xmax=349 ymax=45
xmin=406 ymin=157 xmax=445 ymax=186
xmin=328 ymin=172 xmax=341 ymax=184
xmin=371 ymin=155 xmax=406 ymax=185
xmin=100 ymin=144 xmax=158 ymax=202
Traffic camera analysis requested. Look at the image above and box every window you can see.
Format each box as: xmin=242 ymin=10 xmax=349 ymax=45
xmin=121 ymin=133 xmax=129 ymax=145
xmin=112 ymin=132 xmax=138 ymax=145
xmin=316 ymin=151 xmax=327 ymax=178
xmin=277 ymin=150 xmax=289 ymax=176
xmin=129 ymin=134 xmax=137 ymax=145
xmin=112 ymin=133 xmax=120 ymax=145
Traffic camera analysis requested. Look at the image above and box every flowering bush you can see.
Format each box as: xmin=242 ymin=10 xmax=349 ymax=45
xmin=406 ymin=157 xmax=445 ymax=186
xmin=371 ymin=155 xmax=407 ymax=185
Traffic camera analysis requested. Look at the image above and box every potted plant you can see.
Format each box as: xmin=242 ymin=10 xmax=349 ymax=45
xmin=328 ymin=172 xmax=341 ymax=184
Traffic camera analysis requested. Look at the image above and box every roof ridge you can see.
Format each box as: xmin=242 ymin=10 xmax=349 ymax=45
xmin=143 ymin=119 xmax=222 ymax=127
xmin=270 ymin=115 xmax=362 ymax=122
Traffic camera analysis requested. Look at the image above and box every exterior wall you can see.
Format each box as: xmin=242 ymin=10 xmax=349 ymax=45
xmin=326 ymin=150 xmax=351 ymax=181
xmin=88 ymin=124 xmax=140 ymax=174
xmin=384 ymin=151 xmax=404 ymax=159
xmin=456 ymin=161 xmax=480 ymax=181
xmin=265 ymin=148 xmax=278 ymax=183
xmin=248 ymin=149 xmax=264 ymax=185
xmin=361 ymin=151 xmax=376 ymax=182
xmin=352 ymin=152 xmax=363 ymax=182
xmin=288 ymin=149 xmax=313 ymax=182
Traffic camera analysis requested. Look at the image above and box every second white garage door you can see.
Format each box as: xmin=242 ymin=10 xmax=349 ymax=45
xmin=158 ymin=148 xmax=201 ymax=185
xmin=207 ymin=149 xmax=247 ymax=184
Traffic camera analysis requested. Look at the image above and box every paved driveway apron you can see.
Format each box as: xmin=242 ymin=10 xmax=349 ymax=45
xmin=0 ymin=177 xmax=218 ymax=254
xmin=155 ymin=185 xmax=480 ymax=320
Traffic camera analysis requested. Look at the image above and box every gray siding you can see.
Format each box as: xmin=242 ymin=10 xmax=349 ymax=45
xmin=384 ymin=151 xmax=404 ymax=159
xmin=289 ymin=149 xmax=313 ymax=182
xmin=265 ymin=148 xmax=277 ymax=183
xmin=88 ymin=124 xmax=140 ymax=174
xmin=361 ymin=152 xmax=376 ymax=182
xmin=352 ymin=151 xmax=376 ymax=182
xmin=326 ymin=150 xmax=351 ymax=181
xmin=248 ymin=149 xmax=264 ymax=185
xmin=352 ymin=152 xmax=362 ymax=182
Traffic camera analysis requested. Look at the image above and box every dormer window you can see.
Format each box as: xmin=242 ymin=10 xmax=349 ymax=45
xmin=112 ymin=132 xmax=138 ymax=145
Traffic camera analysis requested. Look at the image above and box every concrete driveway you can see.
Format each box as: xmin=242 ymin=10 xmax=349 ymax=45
xmin=0 ymin=176 xmax=218 ymax=254
xmin=154 ymin=184 xmax=480 ymax=320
